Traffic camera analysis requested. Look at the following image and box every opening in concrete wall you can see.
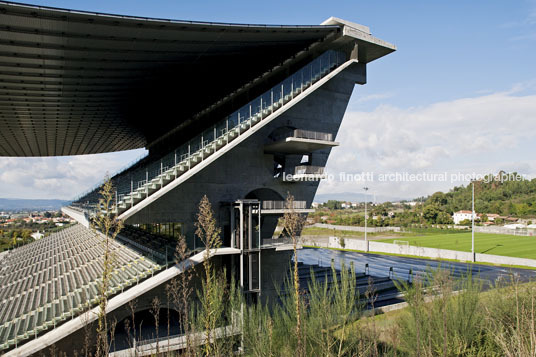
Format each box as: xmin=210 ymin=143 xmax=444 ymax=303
xmin=112 ymin=308 xmax=181 ymax=351
xmin=266 ymin=126 xmax=296 ymax=178
xmin=246 ymin=188 xmax=284 ymax=239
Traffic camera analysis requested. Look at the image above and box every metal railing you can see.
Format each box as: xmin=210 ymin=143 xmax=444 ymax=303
xmin=294 ymin=166 xmax=325 ymax=175
xmin=70 ymin=152 xmax=148 ymax=203
xmin=261 ymin=237 xmax=294 ymax=247
xmin=261 ymin=200 xmax=307 ymax=210
xmin=73 ymin=50 xmax=346 ymax=209
xmin=271 ymin=129 xmax=333 ymax=143
xmin=293 ymin=129 xmax=333 ymax=141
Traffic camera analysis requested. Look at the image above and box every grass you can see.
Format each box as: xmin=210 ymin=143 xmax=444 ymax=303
xmin=343 ymin=279 xmax=536 ymax=355
xmin=301 ymin=227 xmax=401 ymax=238
xmin=380 ymin=232 xmax=536 ymax=259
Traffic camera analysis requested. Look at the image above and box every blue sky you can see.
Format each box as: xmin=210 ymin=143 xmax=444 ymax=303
xmin=1 ymin=0 xmax=535 ymax=200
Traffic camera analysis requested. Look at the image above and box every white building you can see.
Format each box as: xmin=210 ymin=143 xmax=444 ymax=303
xmin=31 ymin=231 xmax=44 ymax=240
xmin=453 ymin=210 xmax=475 ymax=224
xmin=486 ymin=213 xmax=500 ymax=222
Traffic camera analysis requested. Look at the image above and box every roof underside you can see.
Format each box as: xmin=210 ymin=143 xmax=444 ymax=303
xmin=0 ymin=1 xmax=340 ymax=156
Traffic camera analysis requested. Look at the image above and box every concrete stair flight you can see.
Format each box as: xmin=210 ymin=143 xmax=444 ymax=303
xmin=72 ymin=50 xmax=348 ymax=219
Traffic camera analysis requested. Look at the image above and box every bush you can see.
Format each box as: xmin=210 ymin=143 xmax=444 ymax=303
xmin=395 ymin=269 xmax=491 ymax=356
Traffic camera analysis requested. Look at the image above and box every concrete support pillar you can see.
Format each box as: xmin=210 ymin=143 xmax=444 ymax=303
xmin=239 ymin=202 xmax=244 ymax=291
xmin=350 ymin=41 xmax=359 ymax=60
xmin=230 ymin=205 xmax=235 ymax=249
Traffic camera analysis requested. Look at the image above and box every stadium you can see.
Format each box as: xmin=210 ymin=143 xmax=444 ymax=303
xmin=0 ymin=1 xmax=395 ymax=355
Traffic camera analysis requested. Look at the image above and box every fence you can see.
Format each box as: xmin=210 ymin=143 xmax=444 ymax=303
xmin=294 ymin=166 xmax=325 ymax=175
xmin=271 ymin=129 xmax=333 ymax=143
xmin=325 ymin=237 xmax=536 ymax=268
xmin=474 ymin=226 xmax=536 ymax=236
xmin=293 ymin=129 xmax=333 ymax=141
xmin=261 ymin=200 xmax=307 ymax=210
xmin=309 ymin=223 xmax=401 ymax=233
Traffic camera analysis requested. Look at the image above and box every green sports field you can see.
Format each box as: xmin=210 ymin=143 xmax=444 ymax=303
xmin=380 ymin=232 xmax=536 ymax=259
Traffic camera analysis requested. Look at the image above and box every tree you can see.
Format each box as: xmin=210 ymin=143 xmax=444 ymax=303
xmin=91 ymin=176 xmax=123 ymax=357
xmin=436 ymin=212 xmax=453 ymax=225
xmin=423 ymin=205 xmax=441 ymax=224
xmin=458 ymin=219 xmax=472 ymax=227
xmin=324 ymin=200 xmax=342 ymax=210
xmin=282 ymin=193 xmax=306 ymax=357
xmin=194 ymin=195 xmax=224 ymax=356
xmin=429 ymin=192 xmax=448 ymax=207
xmin=167 ymin=235 xmax=194 ymax=355
xmin=21 ymin=229 xmax=32 ymax=244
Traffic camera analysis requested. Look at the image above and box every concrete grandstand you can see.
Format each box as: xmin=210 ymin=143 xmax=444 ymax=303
xmin=0 ymin=1 xmax=395 ymax=354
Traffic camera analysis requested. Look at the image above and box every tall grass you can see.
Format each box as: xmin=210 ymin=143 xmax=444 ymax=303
xmin=55 ymin=190 xmax=536 ymax=356
xmin=484 ymin=277 xmax=536 ymax=356
xmin=241 ymin=262 xmax=395 ymax=356
xmin=395 ymin=269 xmax=490 ymax=356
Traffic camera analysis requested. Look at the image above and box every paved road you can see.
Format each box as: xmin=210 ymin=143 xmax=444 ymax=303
xmin=297 ymin=248 xmax=536 ymax=286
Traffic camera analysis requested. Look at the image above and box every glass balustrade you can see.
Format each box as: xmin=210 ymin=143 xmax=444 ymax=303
xmin=261 ymin=200 xmax=307 ymax=210
xmin=73 ymin=50 xmax=346 ymax=210
xmin=294 ymin=166 xmax=325 ymax=175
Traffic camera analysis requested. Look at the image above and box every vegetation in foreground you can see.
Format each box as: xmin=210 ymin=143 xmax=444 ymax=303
xmin=111 ymin=195 xmax=536 ymax=355
xmin=44 ymin=181 xmax=536 ymax=356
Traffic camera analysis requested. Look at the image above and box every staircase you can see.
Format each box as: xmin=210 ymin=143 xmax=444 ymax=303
xmin=73 ymin=50 xmax=351 ymax=219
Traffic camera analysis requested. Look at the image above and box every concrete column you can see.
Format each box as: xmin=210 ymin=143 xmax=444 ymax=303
xmin=350 ymin=41 xmax=358 ymax=60
xmin=239 ymin=202 xmax=244 ymax=290
xmin=230 ymin=205 xmax=235 ymax=249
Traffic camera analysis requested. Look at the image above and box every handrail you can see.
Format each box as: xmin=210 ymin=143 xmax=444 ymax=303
xmin=294 ymin=166 xmax=325 ymax=175
xmin=70 ymin=152 xmax=148 ymax=203
xmin=270 ymin=128 xmax=333 ymax=143
xmin=73 ymin=50 xmax=345 ymax=211
xmin=293 ymin=129 xmax=333 ymax=141
xmin=261 ymin=200 xmax=307 ymax=210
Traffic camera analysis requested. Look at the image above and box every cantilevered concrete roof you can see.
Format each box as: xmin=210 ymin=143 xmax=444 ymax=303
xmin=0 ymin=2 xmax=395 ymax=157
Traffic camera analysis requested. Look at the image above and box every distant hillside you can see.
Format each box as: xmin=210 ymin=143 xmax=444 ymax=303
xmin=0 ymin=198 xmax=69 ymax=211
xmin=424 ymin=172 xmax=536 ymax=217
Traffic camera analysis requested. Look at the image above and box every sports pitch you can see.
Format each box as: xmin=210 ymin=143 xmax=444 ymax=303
xmin=380 ymin=232 xmax=536 ymax=259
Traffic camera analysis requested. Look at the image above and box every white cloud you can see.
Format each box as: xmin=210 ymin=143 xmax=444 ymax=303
xmin=0 ymin=150 xmax=146 ymax=199
xmin=356 ymin=92 xmax=394 ymax=103
xmin=2 ymin=89 xmax=535 ymax=202
xmin=320 ymin=90 xmax=536 ymax=199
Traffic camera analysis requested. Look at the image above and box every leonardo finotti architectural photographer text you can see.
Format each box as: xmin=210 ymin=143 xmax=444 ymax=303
xmin=282 ymin=171 xmax=531 ymax=183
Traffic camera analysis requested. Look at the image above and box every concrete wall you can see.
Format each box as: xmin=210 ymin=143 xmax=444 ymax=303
xmin=31 ymin=61 xmax=367 ymax=356
xmin=310 ymin=223 xmax=401 ymax=232
xmin=259 ymin=249 xmax=293 ymax=304
xmin=61 ymin=206 xmax=89 ymax=228
xmin=326 ymin=237 xmax=536 ymax=268
xmin=126 ymin=62 xmax=366 ymax=249
xmin=474 ymin=226 xmax=536 ymax=236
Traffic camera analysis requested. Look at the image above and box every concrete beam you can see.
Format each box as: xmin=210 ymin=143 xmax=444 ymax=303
xmin=118 ymin=59 xmax=358 ymax=222
xmin=264 ymin=137 xmax=339 ymax=154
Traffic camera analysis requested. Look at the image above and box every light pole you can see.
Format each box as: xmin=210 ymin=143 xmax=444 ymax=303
xmin=471 ymin=181 xmax=476 ymax=262
xmin=364 ymin=187 xmax=369 ymax=252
